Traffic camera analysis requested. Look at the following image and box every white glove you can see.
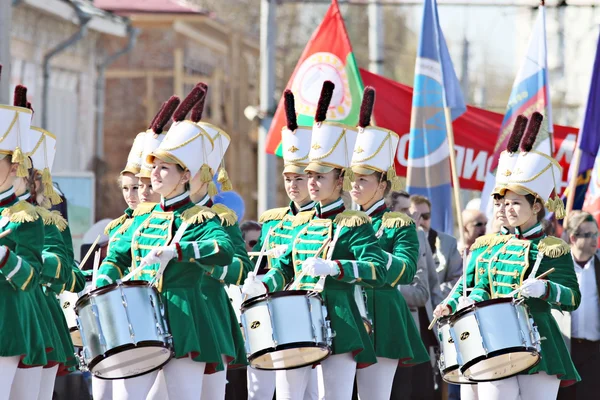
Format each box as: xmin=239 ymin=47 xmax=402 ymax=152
xmin=520 ymin=279 xmax=547 ymax=298
xmin=301 ymin=258 xmax=339 ymax=277
xmin=141 ymin=245 xmax=177 ymax=267
xmin=457 ymin=296 xmax=475 ymax=311
xmin=242 ymin=272 xmax=267 ymax=298
xmin=267 ymin=244 xmax=288 ymax=258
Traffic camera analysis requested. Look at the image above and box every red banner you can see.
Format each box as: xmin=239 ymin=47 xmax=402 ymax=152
xmin=360 ymin=68 xmax=580 ymax=193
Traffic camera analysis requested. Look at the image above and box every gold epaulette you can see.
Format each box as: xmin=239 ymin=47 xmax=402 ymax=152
xmin=181 ymin=205 xmax=216 ymax=225
xmin=116 ymin=218 xmax=134 ymax=235
xmin=259 ymin=207 xmax=289 ymax=223
xmin=538 ymin=237 xmax=570 ymax=258
xmin=35 ymin=206 xmax=67 ymax=231
xmin=2 ymin=201 xmax=39 ymax=224
xmin=211 ymin=203 xmax=238 ymax=227
xmin=470 ymin=233 xmax=511 ymax=251
xmin=334 ymin=210 xmax=370 ymax=228
xmin=132 ymin=202 xmax=157 ymax=217
xmin=104 ymin=214 xmax=127 ymax=235
xmin=293 ymin=210 xmax=316 ymax=227
xmin=382 ymin=211 xmax=414 ymax=229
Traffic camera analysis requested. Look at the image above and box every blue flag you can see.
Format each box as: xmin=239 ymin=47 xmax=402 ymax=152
xmin=406 ymin=0 xmax=466 ymax=234
xmin=565 ymin=30 xmax=600 ymax=210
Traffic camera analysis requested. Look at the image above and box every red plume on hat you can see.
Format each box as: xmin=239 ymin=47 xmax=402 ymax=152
xmin=173 ymin=84 xmax=206 ymax=122
xmin=191 ymin=83 xmax=208 ymax=123
xmin=506 ymin=115 xmax=528 ymax=153
xmin=314 ymin=81 xmax=335 ymax=123
xmin=152 ymin=96 xmax=180 ymax=134
xmin=520 ymin=112 xmax=544 ymax=152
xmin=283 ymin=89 xmax=298 ymax=131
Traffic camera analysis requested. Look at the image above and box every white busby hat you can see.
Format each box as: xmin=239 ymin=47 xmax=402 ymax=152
xmin=281 ymin=90 xmax=312 ymax=175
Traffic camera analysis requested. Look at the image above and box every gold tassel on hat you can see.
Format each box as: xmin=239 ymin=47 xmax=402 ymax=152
xmin=343 ymin=168 xmax=353 ymax=192
xmin=16 ymin=162 xmax=28 ymax=178
xmin=387 ymin=166 xmax=397 ymax=180
xmin=217 ymin=167 xmax=233 ymax=192
xmin=208 ymin=181 xmax=218 ymax=197
xmin=546 ymin=197 xmax=566 ymax=220
xmin=390 ymin=176 xmax=402 ymax=192
xmin=48 ymin=189 xmax=63 ymax=205
xmin=200 ymin=164 xmax=212 ymax=183
xmin=11 ymin=147 xmax=24 ymax=164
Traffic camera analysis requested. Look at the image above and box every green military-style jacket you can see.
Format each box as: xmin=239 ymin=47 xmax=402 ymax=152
xmin=0 ymin=187 xmax=48 ymax=366
xmin=95 ymin=192 xmax=235 ymax=371
xmin=458 ymin=222 xmax=581 ymax=382
xmin=264 ymin=198 xmax=388 ymax=365
xmin=255 ymin=201 xmax=315 ymax=270
xmin=358 ymin=199 xmax=428 ymax=364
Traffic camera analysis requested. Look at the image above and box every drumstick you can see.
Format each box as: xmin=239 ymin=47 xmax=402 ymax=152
xmin=428 ymin=252 xmax=468 ymax=331
xmin=90 ymin=250 xmax=101 ymax=290
xmin=253 ymin=228 xmax=273 ymax=275
xmin=79 ymin=235 xmax=101 ymax=271
xmin=508 ymin=267 xmax=555 ymax=297
xmin=0 ymin=229 xmax=12 ymax=240
xmin=288 ymin=239 xmax=331 ymax=291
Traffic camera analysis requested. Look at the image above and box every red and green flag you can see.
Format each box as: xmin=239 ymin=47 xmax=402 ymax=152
xmin=265 ymin=0 xmax=364 ymax=156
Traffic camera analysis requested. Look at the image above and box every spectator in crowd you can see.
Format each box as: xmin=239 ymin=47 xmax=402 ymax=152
xmin=410 ymin=195 xmax=462 ymax=298
xmin=461 ymin=209 xmax=487 ymax=253
xmin=240 ymin=220 xmax=262 ymax=251
xmin=557 ymin=211 xmax=600 ymax=399
xmin=387 ymin=190 xmax=412 ymax=214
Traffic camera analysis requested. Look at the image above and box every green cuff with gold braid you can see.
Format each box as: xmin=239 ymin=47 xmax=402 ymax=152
xmin=40 ymin=252 xmax=62 ymax=283
xmin=262 ymin=267 xmax=287 ymax=292
xmin=545 ymin=280 xmax=579 ymax=311
xmin=0 ymin=246 xmax=38 ymax=291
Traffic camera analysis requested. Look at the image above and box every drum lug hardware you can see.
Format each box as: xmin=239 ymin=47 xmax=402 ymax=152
xmin=306 ymin=296 xmax=318 ymax=343
xmin=473 ymin=311 xmax=489 ymax=354
xmin=266 ymin=296 xmax=278 ymax=347
xmin=241 ymin=314 xmax=252 ymax=356
xmin=91 ymin=302 xmax=108 ymax=352
xmin=119 ymin=285 xmax=137 ymax=343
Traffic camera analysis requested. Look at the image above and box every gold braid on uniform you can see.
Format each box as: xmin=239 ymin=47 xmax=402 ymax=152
xmin=211 ymin=203 xmax=237 ymax=227
xmin=181 ymin=205 xmax=217 ymax=224
xmin=104 ymin=214 xmax=127 ymax=235
xmin=35 ymin=206 xmax=67 ymax=232
xmin=2 ymin=201 xmax=39 ymax=223
xmin=334 ymin=210 xmax=370 ymax=227
xmin=293 ymin=210 xmax=316 ymax=227
xmin=382 ymin=212 xmax=414 ymax=228
xmin=132 ymin=202 xmax=157 ymax=217
xmin=469 ymin=233 xmax=511 ymax=251
xmin=538 ymin=237 xmax=570 ymax=258
xmin=259 ymin=207 xmax=289 ymax=223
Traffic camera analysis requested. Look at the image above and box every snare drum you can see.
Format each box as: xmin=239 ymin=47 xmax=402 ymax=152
xmin=59 ymin=278 xmax=92 ymax=348
xmin=437 ymin=317 xmax=473 ymax=384
xmin=75 ymin=281 xmax=173 ymax=379
xmin=450 ymin=298 xmax=541 ymax=382
xmin=224 ymin=284 xmax=243 ymax=325
xmin=241 ymin=291 xmax=333 ymax=370
xmin=354 ymin=286 xmax=373 ymax=335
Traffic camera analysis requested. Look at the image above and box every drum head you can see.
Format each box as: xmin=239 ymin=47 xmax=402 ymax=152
xmin=461 ymin=348 xmax=540 ymax=382
xmin=249 ymin=343 xmax=330 ymax=370
xmin=70 ymin=328 xmax=83 ymax=348
xmin=89 ymin=341 xmax=172 ymax=380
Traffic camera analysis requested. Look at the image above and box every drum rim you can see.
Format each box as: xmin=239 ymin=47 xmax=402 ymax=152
xmin=459 ymin=346 xmax=540 ymax=382
xmin=241 ymin=290 xmax=324 ymax=311
xmin=88 ymin=340 xmax=173 ymax=380
xmin=75 ymin=280 xmax=155 ymax=311
xmin=450 ymin=297 xmax=515 ymax=323
xmin=441 ymin=365 xmax=477 ymax=385
xmin=248 ymin=341 xmax=331 ymax=371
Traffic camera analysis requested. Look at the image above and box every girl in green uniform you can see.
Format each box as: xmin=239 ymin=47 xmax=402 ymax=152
xmin=246 ymin=90 xmax=318 ymax=400
xmin=243 ymin=81 xmax=389 ymax=400
xmin=0 ymin=86 xmax=48 ymax=400
xmin=349 ymin=87 xmax=428 ymax=400
xmin=435 ymin=114 xmax=580 ymax=399
xmin=185 ymin=85 xmax=253 ymax=399
xmin=95 ymin=85 xmax=235 ymax=399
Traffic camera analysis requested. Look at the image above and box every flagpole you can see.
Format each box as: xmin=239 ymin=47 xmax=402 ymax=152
xmin=564 ymin=142 xmax=583 ymax=226
xmin=444 ymin=107 xmax=466 ymax=245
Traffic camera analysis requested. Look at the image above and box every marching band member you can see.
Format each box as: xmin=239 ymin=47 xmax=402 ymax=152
xmin=434 ymin=113 xmax=581 ymax=399
xmin=95 ymin=84 xmax=235 ymax=399
xmin=243 ymin=81 xmax=388 ymax=400
xmin=95 ymin=96 xmax=179 ymax=400
xmin=348 ymin=87 xmax=428 ymax=400
xmin=184 ymin=84 xmax=252 ymax=399
xmin=0 ymin=84 xmax=48 ymax=400
xmin=246 ymin=89 xmax=317 ymax=400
